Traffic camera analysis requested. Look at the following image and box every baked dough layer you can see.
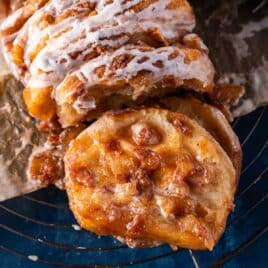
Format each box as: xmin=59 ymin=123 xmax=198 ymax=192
xmin=65 ymin=108 xmax=236 ymax=249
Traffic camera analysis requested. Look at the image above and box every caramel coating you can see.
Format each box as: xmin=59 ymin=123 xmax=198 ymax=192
xmin=28 ymin=124 xmax=86 ymax=186
xmin=160 ymin=97 xmax=242 ymax=181
xmin=29 ymin=148 xmax=63 ymax=186
xmin=65 ymin=108 xmax=236 ymax=249
xmin=131 ymin=122 xmax=162 ymax=146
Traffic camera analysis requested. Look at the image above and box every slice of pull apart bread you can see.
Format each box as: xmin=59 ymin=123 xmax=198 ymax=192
xmin=64 ymin=108 xmax=238 ymax=250
xmin=1 ymin=0 xmax=215 ymax=126
xmin=55 ymin=45 xmax=215 ymax=127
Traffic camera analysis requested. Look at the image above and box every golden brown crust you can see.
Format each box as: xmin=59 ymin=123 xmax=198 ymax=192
xmin=28 ymin=148 xmax=64 ymax=186
xmin=1 ymin=0 xmax=48 ymax=35
xmin=159 ymin=97 xmax=242 ymax=182
xmin=213 ymin=84 xmax=245 ymax=108
xmin=1 ymin=2 xmax=242 ymax=251
xmin=23 ymin=86 xmax=56 ymax=121
xmin=65 ymin=108 xmax=236 ymax=250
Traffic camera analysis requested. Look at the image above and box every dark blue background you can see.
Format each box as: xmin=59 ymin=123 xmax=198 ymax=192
xmin=0 ymin=107 xmax=267 ymax=268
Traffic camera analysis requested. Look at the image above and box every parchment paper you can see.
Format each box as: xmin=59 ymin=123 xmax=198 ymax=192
xmin=192 ymin=0 xmax=268 ymax=116
xmin=0 ymin=0 xmax=267 ymax=201
xmin=0 ymin=76 xmax=46 ymax=201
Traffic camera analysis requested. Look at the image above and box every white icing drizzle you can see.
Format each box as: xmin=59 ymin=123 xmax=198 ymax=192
xmin=0 ymin=31 xmax=18 ymax=78
xmin=72 ymin=95 xmax=96 ymax=114
xmin=1 ymin=7 xmax=24 ymax=30
xmin=2 ymin=0 xmax=195 ymax=90
xmin=55 ymin=45 xmax=213 ymax=111
xmin=0 ymin=7 xmax=25 ymax=79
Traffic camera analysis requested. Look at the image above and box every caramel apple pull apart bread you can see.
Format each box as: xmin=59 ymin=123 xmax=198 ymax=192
xmin=1 ymin=0 xmax=243 ymax=251
xmin=1 ymin=0 xmax=215 ymax=125
xmin=65 ymin=108 xmax=237 ymax=250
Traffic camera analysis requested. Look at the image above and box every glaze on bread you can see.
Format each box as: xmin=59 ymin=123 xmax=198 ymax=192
xmin=1 ymin=0 xmax=214 ymax=125
xmin=65 ymin=108 xmax=236 ymax=249
xmin=56 ymin=45 xmax=215 ymax=127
